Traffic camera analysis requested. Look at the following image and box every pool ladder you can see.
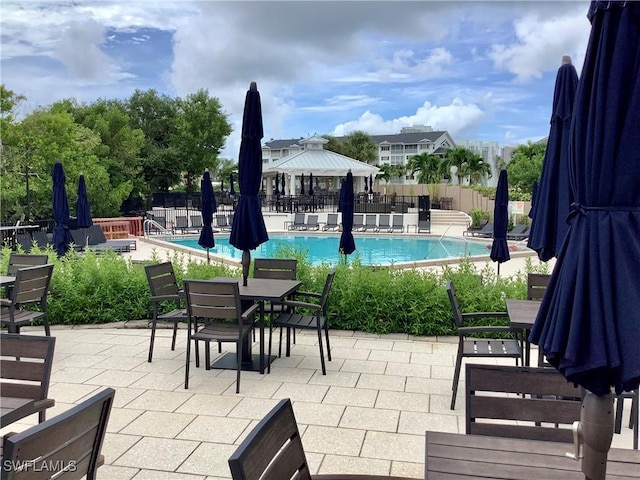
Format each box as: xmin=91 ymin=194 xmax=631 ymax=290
xmin=425 ymin=223 xmax=468 ymax=259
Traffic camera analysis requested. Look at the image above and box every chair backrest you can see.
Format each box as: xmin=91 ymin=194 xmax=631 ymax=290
xmin=190 ymin=215 xmax=203 ymax=228
xmin=365 ymin=214 xmax=376 ymax=226
xmin=306 ymin=214 xmax=318 ymax=226
xmin=216 ymin=214 xmax=229 ymax=227
xmin=16 ymin=233 xmax=33 ymax=252
xmin=353 ymin=214 xmax=364 ymax=226
xmin=184 ymin=279 xmax=243 ymax=324
xmin=528 ymin=273 xmax=551 ymax=300
xmin=326 ymin=213 xmax=338 ymax=226
xmin=0 ymin=333 xmax=56 ymax=409
xmin=228 ymin=398 xmax=311 ymax=480
xmin=175 ymin=216 xmax=188 ymax=228
xmin=253 ymin=258 xmax=297 ymax=281
xmin=465 ymin=364 xmax=582 ymax=443
xmin=378 ymin=214 xmax=390 ymax=227
xmin=69 ymin=229 xmax=87 ymax=248
xmin=293 ymin=212 xmax=305 ymax=225
xmin=9 ymin=264 xmax=54 ymax=308
xmin=87 ymin=224 xmax=108 ymax=245
xmin=31 ymin=231 xmax=51 ymax=249
xmin=445 ymin=281 xmax=465 ymax=328
xmin=144 ymin=262 xmax=180 ymax=299
xmin=154 ymin=216 xmax=167 ymax=228
xmin=319 ymin=269 xmax=337 ymax=314
xmin=7 ymin=253 xmax=49 ymax=276
xmin=1 ymin=387 xmax=114 ymax=480
xmin=392 ymin=215 xmax=403 ymax=227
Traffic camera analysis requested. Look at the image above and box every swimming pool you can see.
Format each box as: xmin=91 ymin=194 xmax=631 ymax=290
xmin=168 ymin=234 xmax=491 ymax=266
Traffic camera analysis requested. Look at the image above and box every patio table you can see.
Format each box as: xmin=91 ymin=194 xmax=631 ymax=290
xmin=506 ymin=298 xmax=541 ymax=366
xmin=424 ymin=430 xmax=640 ymax=479
xmin=1 ymin=396 xmax=37 ymax=428
xmin=208 ymin=277 xmax=301 ymax=373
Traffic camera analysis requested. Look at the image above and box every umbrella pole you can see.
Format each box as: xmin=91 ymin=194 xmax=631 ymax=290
xmin=206 ymin=248 xmax=210 ymax=264
xmin=242 ymin=250 xmax=250 ymax=287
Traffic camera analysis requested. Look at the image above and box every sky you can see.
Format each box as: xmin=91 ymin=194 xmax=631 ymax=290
xmin=1 ymin=0 xmax=594 ymax=159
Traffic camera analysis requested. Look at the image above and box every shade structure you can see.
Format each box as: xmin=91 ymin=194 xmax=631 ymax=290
xmin=52 ymin=161 xmax=73 ymax=257
xmin=300 ymin=173 xmax=305 ymax=195
xmin=530 ymin=3 xmax=640 ymax=477
xmin=526 ymin=57 xmax=579 ymax=260
xmin=528 ymin=180 xmax=538 ymax=219
xmin=308 ymin=172 xmax=314 ymax=196
xmin=274 ymin=172 xmax=280 ymax=196
xmin=75 ymin=174 xmax=93 ymax=229
xmin=281 ymin=172 xmax=286 ymax=196
xmin=229 ymin=82 xmax=269 ymax=286
xmin=198 ymin=170 xmax=216 ymax=261
xmin=338 ymin=171 xmax=355 ymax=256
xmin=489 ymin=169 xmax=510 ymax=274
xmin=229 ymin=173 xmax=236 ymax=196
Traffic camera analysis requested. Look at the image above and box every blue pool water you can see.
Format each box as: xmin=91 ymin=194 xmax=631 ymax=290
xmin=169 ymin=234 xmax=491 ymax=266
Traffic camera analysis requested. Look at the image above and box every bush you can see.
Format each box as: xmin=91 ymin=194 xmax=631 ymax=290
xmin=1 ymin=246 xmax=540 ymax=336
xmin=469 ymin=208 xmax=490 ymax=228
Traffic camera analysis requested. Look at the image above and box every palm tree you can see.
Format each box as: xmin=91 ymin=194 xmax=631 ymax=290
xmin=342 ymin=130 xmax=378 ymax=164
xmin=466 ymin=153 xmax=492 ymax=185
xmin=407 ymin=152 xmax=442 ymax=184
xmin=442 ymin=147 xmax=477 ymax=184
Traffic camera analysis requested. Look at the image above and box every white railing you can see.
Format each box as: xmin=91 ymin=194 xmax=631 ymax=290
xmin=143 ymin=219 xmax=172 ymax=238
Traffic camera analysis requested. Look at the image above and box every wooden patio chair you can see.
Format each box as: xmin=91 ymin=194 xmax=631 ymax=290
xmin=465 ymin=364 xmax=582 ymax=442
xmin=446 ymin=280 xmax=521 ymax=409
xmin=322 ymin=213 xmax=340 ymax=231
xmin=6 ymin=253 xmax=49 ymax=276
xmin=1 ymin=387 xmax=114 ymax=480
xmin=1 ymin=333 xmax=56 ymax=425
xmin=144 ymin=262 xmax=188 ymax=363
xmin=228 ymin=398 xmax=413 ymax=480
xmin=0 ymin=264 xmax=54 ymax=336
xmin=527 ymin=273 xmax=551 ymax=366
xmin=270 ymin=269 xmax=335 ymax=375
xmin=183 ymin=279 xmax=259 ymax=393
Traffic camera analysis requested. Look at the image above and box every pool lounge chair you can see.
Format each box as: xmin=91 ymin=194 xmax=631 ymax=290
xmin=362 ymin=214 xmax=378 ymax=232
xmin=190 ymin=215 xmax=203 ymax=230
xmin=87 ymin=225 xmax=135 ymax=252
xmin=287 ymin=213 xmax=306 ymax=231
xmin=390 ymin=214 xmax=404 ymax=233
xmin=418 ymin=219 xmax=431 ymax=233
xmin=216 ymin=214 xmax=232 ymax=231
xmin=303 ymin=214 xmax=320 ymax=231
xmin=352 ymin=214 xmax=365 ymax=231
xmin=464 ymin=222 xmax=494 ymax=238
xmin=507 ymin=224 xmax=529 ymax=240
xmin=322 ymin=213 xmax=340 ymax=231
xmin=377 ymin=214 xmax=391 ymax=232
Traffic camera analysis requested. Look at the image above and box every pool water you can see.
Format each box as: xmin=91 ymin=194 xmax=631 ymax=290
xmin=169 ymin=234 xmax=490 ymax=266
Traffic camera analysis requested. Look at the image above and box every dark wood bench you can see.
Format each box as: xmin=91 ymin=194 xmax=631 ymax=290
xmin=465 ymin=363 xmax=582 ymax=442
xmin=1 ymin=333 xmax=56 ymax=425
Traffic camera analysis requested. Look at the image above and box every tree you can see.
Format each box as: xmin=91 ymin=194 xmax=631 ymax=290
xmin=406 ymin=152 xmax=442 ymax=184
xmin=506 ymin=141 xmax=545 ymax=192
xmin=466 ymin=153 xmax=492 ymax=185
xmin=441 ymin=147 xmax=480 ymax=185
xmin=322 ymin=135 xmax=346 ymax=156
xmin=174 ymin=89 xmax=232 ymax=193
xmin=215 ymin=158 xmax=237 ymax=186
xmin=341 ymin=130 xmax=377 ymax=164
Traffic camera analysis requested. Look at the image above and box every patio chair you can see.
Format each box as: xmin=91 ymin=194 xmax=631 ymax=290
xmin=362 ymin=214 xmax=378 ymax=232
xmin=446 ymin=280 xmax=521 ymax=409
xmin=465 ymin=364 xmax=582 ymax=442
xmin=303 ymin=214 xmax=320 ymax=231
xmin=69 ymin=229 xmax=88 ymax=250
xmin=2 ymin=387 xmax=114 ymax=480
xmin=228 ymin=398 xmax=413 ymax=480
xmin=287 ymin=212 xmax=306 ymax=231
xmin=377 ymin=214 xmax=391 ymax=232
xmin=216 ymin=214 xmax=232 ymax=231
xmin=527 ymin=273 xmax=551 ymax=366
xmin=507 ymin=224 xmax=529 ymax=240
xmin=190 ymin=215 xmax=203 ymax=230
xmin=322 ymin=213 xmax=340 ymax=231
xmin=464 ymin=222 xmax=494 ymax=238
xmin=1 ymin=333 xmax=56 ymax=425
xmin=16 ymin=233 xmax=33 ymax=252
xmin=615 ymin=389 xmax=639 ymax=449
xmin=87 ymin=224 xmax=134 ymax=252
xmin=31 ymin=230 xmax=52 ymax=249
xmin=0 ymin=263 xmax=54 ymax=336
xmin=390 ymin=214 xmax=404 ymax=233
xmin=352 ymin=214 xmax=365 ymax=231
xmin=270 ymin=269 xmax=335 ymax=375
xmin=144 ymin=262 xmax=189 ymax=363
xmin=184 ymin=279 xmax=259 ymax=393
xmin=417 ymin=219 xmax=431 ymax=233
xmin=6 ymin=253 xmax=49 ymax=276
xmin=173 ymin=215 xmax=190 ymax=234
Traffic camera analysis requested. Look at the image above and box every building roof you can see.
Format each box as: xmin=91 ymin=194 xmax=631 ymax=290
xmin=263 ymin=131 xmax=450 ymax=149
xmin=263 ymin=148 xmax=379 ymax=177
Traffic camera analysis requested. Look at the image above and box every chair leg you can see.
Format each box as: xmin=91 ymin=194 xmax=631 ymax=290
xmin=278 ymin=325 xmax=284 ymax=357
xmin=236 ymin=341 xmax=242 ymax=394
xmin=194 ymin=337 xmax=200 ymax=369
xmin=171 ymin=322 xmax=178 ymax=351
xmin=38 ymin=410 xmax=46 ymax=423
xmin=43 ymin=316 xmax=51 ymax=337
xmin=267 ymin=326 xmax=273 ymax=374
xmin=615 ymin=394 xmax=625 ymax=434
xmin=317 ymin=327 xmax=326 ymax=375
xmin=205 ymin=341 xmax=211 ymax=371
xmin=324 ymin=323 xmax=331 ymax=362
xmin=451 ymin=343 xmax=464 ymax=410
xmin=185 ymin=334 xmax=191 ymax=389
xmin=148 ymin=320 xmax=157 ymax=363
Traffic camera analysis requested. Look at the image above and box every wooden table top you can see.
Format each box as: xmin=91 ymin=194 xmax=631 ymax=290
xmin=506 ymin=298 xmax=541 ymax=329
xmin=210 ymin=277 xmax=301 ymax=302
xmin=425 ymin=431 xmax=640 ymax=479
xmin=1 ymin=396 xmax=36 ymax=428
xmin=0 ymin=275 xmax=16 ymax=287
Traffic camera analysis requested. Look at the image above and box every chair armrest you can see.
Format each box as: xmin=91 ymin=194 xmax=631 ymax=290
xmin=0 ymin=298 xmax=12 ymax=307
xmin=33 ymin=398 xmax=55 ymax=412
xmin=151 ymin=294 xmax=182 ymax=302
xmin=461 ymin=312 xmax=509 ymax=320
xmin=293 ymin=291 xmax=322 ymax=299
xmin=280 ymin=300 xmax=321 ymax=311
xmin=242 ymin=303 xmax=260 ymax=321
xmin=458 ymin=326 xmax=518 ymax=334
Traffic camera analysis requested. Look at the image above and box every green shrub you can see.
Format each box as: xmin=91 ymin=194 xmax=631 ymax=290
xmin=469 ymin=208 xmax=491 ymax=228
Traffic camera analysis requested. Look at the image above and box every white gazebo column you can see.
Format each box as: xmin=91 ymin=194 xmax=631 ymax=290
xmin=266 ymin=175 xmax=273 ymax=196
xmin=289 ymin=174 xmax=296 ymax=196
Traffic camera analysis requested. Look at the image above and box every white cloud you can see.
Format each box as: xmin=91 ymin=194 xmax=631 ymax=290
xmin=488 ymin=8 xmax=590 ymax=81
xmin=331 ymin=98 xmax=485 ymax=137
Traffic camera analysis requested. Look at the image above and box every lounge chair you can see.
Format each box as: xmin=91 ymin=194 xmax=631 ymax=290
xmin=173 ymin=215 xmax=189 ymax=234
xmin=322 ymin=213 xmax=340 ymax=231
xmin=31 ymin=231 xmax=52 ymax=249
xmin=417 ymin=219 xmax=431 ymax=233
xmin=507 ymin=224 xmax=529 ymax=240
xmin=87 ymin=225 xmax=134 ymax=252
xmin=69 ymin=228 xmax=88 ymax=250
xmin=390 ymin=214 xmax=404 ymax=233
xmin=352 ymin=214 xmax=365 ymax=231
xmin=303 ymin=214 xmax=320 ymax=231
xmin=16 ymin=233 xmax=33 ymax=252
xmin=287 ymin=212 xmax=306 ymax=231
xmin=216 ymin=214 xmax=232 ymax=231
xmin=377 ymin=214 xmax=391 ymax=232
xmin=362 ymin=214 xmax=378 ymax=232
xmin=464 ymin=222 xmax=494 ymax=238
xmin=190 ymin=215 xmax=203 ymax=229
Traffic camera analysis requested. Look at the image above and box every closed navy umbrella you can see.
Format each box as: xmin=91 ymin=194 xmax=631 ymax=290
xmin=51 ymin=162 xmax=72 ymax=257
xmin=489 ymin=169 xmax=509 ymax=275
xmin=198 ymin=170 xmax=216 ymax=262
xmin=530 ymin=3 xmax=640 ymax=476
xmin=230 ymin=82 xmax=268 ymax=286
xmin=300 ymin=173 xmax=305 ymax=196
xmin=369 ymin=174 xmax=373 ymax=193
xmin=75 ymin=174 xmax=92 ymax=250
xmin=339 ymin=171 xmax=355 ymax=256
xmin=364 ymin=176 xmax=368 ymax=193
xmin=281 ymin=173 xmax=286 ymax=196
xmin=527 ymin=57 xmax=578 ymax=260
xmin=274 ymin=173 xmax=280 ymax=196
xmin=230 ymin=173 xmax=236 ymax=196
xmin=308 ymin=173 xmax=314 ymax=196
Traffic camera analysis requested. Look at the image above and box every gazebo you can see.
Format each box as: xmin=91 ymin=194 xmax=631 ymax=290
xmin=263 ymin=136 xmax=379 ymax=196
